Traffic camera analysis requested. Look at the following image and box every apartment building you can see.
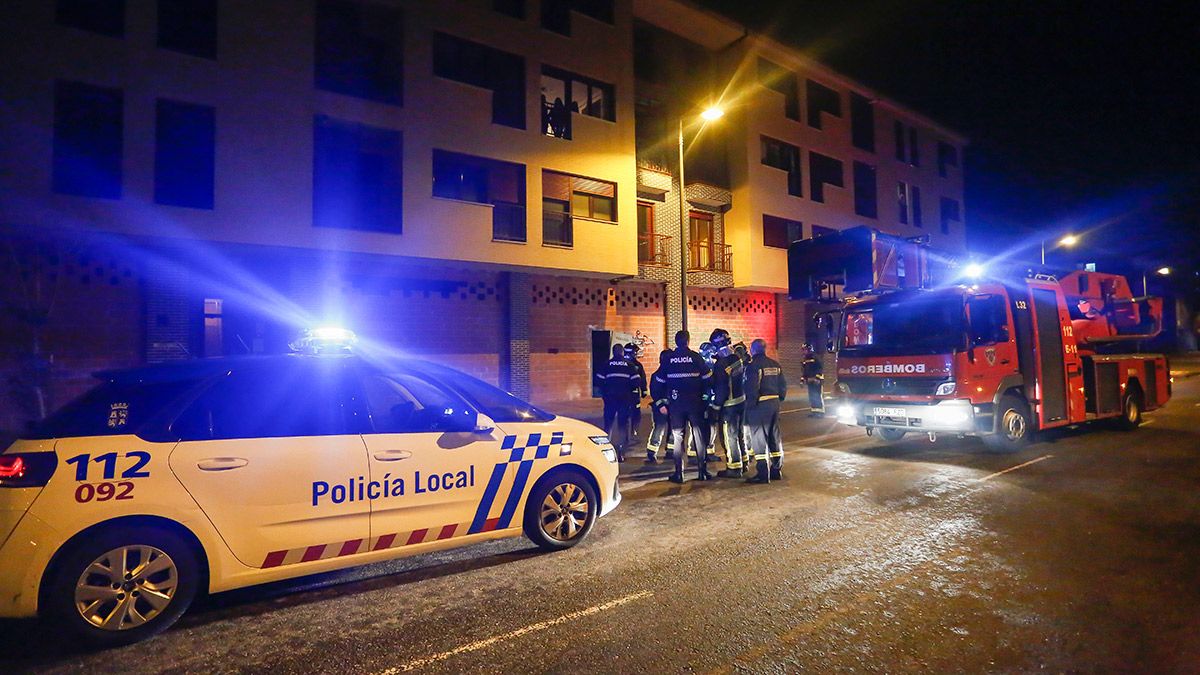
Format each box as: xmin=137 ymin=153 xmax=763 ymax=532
xmin=0 ymin=0 xmax=965 ymax=431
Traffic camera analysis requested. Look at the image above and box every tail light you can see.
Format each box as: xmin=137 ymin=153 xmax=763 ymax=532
xmin=0 ymin=453 xmax=58 ymax=488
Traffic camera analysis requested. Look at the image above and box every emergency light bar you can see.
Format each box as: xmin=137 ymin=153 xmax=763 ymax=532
xmin=290 ymin=326 xmax=358 ymax=354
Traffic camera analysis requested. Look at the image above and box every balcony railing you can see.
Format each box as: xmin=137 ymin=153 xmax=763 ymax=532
xmin=543 ymin=210 xmax=574 ymax=247
xmin=637 ymin=233 xmax=672 ymax=266
xmin=492 ymin=201 xmax=526 ymax=242
xmin=688 ymin=241 xmax=733 ymax=274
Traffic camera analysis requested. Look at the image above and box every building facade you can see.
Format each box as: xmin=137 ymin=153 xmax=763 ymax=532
xmin=0 ymin=0 xmax=966 ymax=432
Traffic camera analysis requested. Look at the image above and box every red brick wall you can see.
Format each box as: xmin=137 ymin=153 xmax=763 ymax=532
xmin=685 ymin=289 xmax=777 ymax=352
xmin=529 ymin=278 xmax=665 ymax=403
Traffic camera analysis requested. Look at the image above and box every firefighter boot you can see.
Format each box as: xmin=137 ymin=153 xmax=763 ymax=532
xmin=769 ymin=459 xmax=783 ymax=481
xmin=667 ymin=471 xmax=685 ymax=484
xmin=645 ymin=451 xmax=658 ymax=464
xmin=717 ymin=467 xmax=744 ymax=478
xmin=746 ymin=460 xmax=770 ymax=484
xmin=697 ymin=459 xmax=714 ymax=481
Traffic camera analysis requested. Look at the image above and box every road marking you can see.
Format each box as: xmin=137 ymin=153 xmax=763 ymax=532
xmin=977 ymin=454 xmax=1053 ymax=482
xmin=779 ymin=407 xmax=811 ymax=414
xmin=375 ymin=590 xmax=654 ymax=673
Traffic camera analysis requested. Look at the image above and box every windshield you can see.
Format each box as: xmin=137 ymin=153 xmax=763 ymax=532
xmin=411 ymin=363 xmax=555 ymax=424
xmin=841 ymin=292 xmax=965 ymax=356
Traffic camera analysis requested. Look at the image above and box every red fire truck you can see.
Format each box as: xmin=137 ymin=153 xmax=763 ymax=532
xmin=790 ymin=227 xmax=1170 ymax=450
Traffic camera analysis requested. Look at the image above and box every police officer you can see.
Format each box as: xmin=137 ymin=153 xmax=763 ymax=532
xmin=594 ymin=344 xmax=638 ymax=461
xmin=743 ymin=338 xmax=787 ymax=483
xmin=653 ymin=330 xmax=714 ymax=483
xmin=645 ymin=349 xmax=673 ymax=464
xmin=624 ymin=343 xmax=648 ymax=438
xmin=709 ymin=328 xmax=748 ymax=478
xmin=802 ymin=343 xmax=825 ymax=416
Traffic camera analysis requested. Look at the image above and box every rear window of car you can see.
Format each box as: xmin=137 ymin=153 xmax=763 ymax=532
xmin=27 ymin=378 xmax=204 ymax=439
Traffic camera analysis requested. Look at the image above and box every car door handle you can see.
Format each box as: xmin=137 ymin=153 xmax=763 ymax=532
xmin=196 ymin=457 xmax=249 ymax=471
xmin=372 ymin=450 xmax=412 ymax=462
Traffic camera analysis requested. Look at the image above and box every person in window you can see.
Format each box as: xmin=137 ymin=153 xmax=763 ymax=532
xmin=551 ymin=97 xmax=568 ymax=138
xmin=802 ymin=344 xmax=825 ymax=417
xmin=594 ymin=344 xmax=638 ymax=461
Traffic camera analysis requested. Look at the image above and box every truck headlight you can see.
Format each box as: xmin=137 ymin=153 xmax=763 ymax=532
xmin=836 ymin=381 xmax=851 ymax=394
xmin=926 ymin=404 xmax=970 ymax=426
xmin=835 ymin=404 xmax=856 ymax=424
xmin=935 ymin=382 xmax=957 ymax=396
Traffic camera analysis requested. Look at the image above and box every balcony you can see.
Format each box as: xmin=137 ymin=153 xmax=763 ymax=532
xmin=492 ymin=201 xmax=526 ymax=242
xmin=543 ymin=209 xmax=574 ymax=247
xmin=638 ymin=233 xmax=672 ymax=267
xmin=688 ymin=241 xmax=733 ymax=274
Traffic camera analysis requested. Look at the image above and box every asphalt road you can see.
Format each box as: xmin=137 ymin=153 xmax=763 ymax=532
xmin=4 ymin=377 xmax=1200 ymax=673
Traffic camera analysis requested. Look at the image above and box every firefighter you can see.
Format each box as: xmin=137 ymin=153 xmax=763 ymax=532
xmin=594 ymin=343 xmax=639 ymax=462
xmin=743 ymin=338 xmax=787 ymax=484
xmin=645 ymin=349 xmax=673 ymax=463
xmin=652 ymin=330 xmax=714 ymax=483
xmin=802 ymin=343 xmax=825 ymax=416
xmin=709 ymin=328 xmax=748 ymax=478
xmin=624 ymin=343 xmax=648 ymax=438
xmin=691 ymin=341 xmax=719 ymax=463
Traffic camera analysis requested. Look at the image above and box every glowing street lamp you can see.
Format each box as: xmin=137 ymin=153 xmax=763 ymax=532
xmin=1041 ymin=233 xmax=1079 ymax=265
xmin=677 ymin=104 xmax=725 ymax=331
xmin=1143 ymin=266 xmax=1172 ymax=296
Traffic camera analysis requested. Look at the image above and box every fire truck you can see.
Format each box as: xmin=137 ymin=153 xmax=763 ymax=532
xmin=789 ymin=227 xmax=1170 ymax=451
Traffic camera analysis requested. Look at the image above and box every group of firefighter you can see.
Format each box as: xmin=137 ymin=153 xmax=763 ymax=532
xmin=596 ymin=328 xmax=823 ymax=484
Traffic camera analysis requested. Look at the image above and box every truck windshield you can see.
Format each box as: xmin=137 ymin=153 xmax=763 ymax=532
xmin=841 ymin=292 xmax=965 ymax=356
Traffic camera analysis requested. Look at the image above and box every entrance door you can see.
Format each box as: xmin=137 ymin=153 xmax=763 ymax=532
xmin=689 ymin=211 xmax=714 ymax=270
xmin=1031 ymin=287 xmax=1068 ymax=423
xmin=591 ymin=329 xmax=612 ymax=398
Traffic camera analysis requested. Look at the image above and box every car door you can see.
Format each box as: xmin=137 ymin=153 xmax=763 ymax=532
xmin=357 ymin=369 xmax=509 ymax=551
xmin=168 ymin=359 xmax=371 ymax=569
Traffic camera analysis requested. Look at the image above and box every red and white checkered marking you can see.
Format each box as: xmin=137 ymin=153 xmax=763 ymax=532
xmin=260 ymin=519 xmax=502 ymax=568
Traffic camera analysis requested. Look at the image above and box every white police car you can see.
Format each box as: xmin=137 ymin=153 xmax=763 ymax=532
xmin=0 ymin=340 xmax=620 ymax=646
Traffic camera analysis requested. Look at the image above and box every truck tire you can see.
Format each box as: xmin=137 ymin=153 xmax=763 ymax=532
xmin=878 ymin=428 xmax=907 ymax=442
xmin=42 ymin=525 xmax=200 ymax=648
xmin=983 ymin=395 xmax=1032 ymax=452
xmin=1116 ymin=388 xmax=1143 ymax=430
xmin=523 ymin=469 xmax=598 ymax=551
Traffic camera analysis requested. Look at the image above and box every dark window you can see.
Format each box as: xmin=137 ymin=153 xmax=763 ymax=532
xmin=940 ymin=197 xmax=961 ymax=234
xmin=633 ymin=24 xmax=664 ymax=84
xmin=541 ymin=0 xmax=613 ymax=34
xmin=315 ymin=0 xmax=403 ymax=105
xmin=897 ymin=181 xmax=909 ymax=225
xmin=850 ymin=92 xmax=875 ymax=152
xmin=911 ymin=185 xmax=923 ymax=227
xmin=894 ymin=120 xmax=920 ymax=165
xmin=28 ymin=377 xmax=202 ymax=439
xmin=542 ymin=197 xmax=572 ymax=246
xmin=763 ymin=214 xmax=803 ymax=249
xmin=806 ymin=80 xmax=841 ymax=130
xmin=157 ymin=0 xmax=217 ymax=59
xmin=968 ymin=295 xmax=1009 ymax=346
xmin=894 ymin=120 xmax=906 ymax=162
xmin=361 ymin=372 xmax=475 ymax=433
xmin=425 ymin=363 xmax=554 ymax=422
xmin=432 ymin=149 xmax=526 ymax=242
xmin=432 ymin=32 xmax=525 ymax=129
xmin=56 ymin=0 xmax=124 ymax=37
xmin=809 ymin=152 xmax=843 ymax=203
xmin=575 ymin=0 xmax=615 ymax=23
xmin=634 ymin=96 xmax=667 ymax=147
xmin=811 ymin=224 xmax=836 ymax=238
xmin=155 ymin=99 xmax=215 ymax=209
xmin=494 ymin=0 xmax=524 ymax=19
xmin=757 ymin=58 xmax=799 ymax=121
xmin=852 ymin=161 xmax=877 ymax=219
xmin=938 ymin=141 xmax=959 ymax=177
xmin=313 ymin=116 xmax=403 ymax=233
xmin=172 ymin=364 xmax=359 ymax=440
xmin=761 ymin=136 xmax=802 ymax=197
xmin=541 ymin=66 xmax=615 ymax=138
xmin=53 ymin=80 xmax=123 ymax=199
xmin=908 ymin=127 xmax=920 ymax=166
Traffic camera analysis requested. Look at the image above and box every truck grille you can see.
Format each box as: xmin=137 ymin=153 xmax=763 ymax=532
xmin=840 ymin=377 xmax=949 ymax=396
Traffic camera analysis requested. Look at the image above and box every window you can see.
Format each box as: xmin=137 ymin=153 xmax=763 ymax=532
xmin=572 ymin=191 xmax=614 ymax=220
xmin=494 ymin=0 xmax=524 ymax=19
xmin=574 ymin=0 xmax=615 ymax=24
xmin=56 ymin=0 xmax=124 ymax=37
xmin=53 ymin=81 xmax=123 ymax=199
xmin=423 ymin=363 xmax=554 ymax=422
xmin=637 ymin=201 xmax=660 ymax=264
xmin=936 ymin=141 xmax=955 ymax=177
xmin=29 ymin=377 xmax=202 ymax=439
xmin=542 ymin=197 xmax=571 ymax=246
xmin=968 ymin=295 xmax=1009 ymax=346
xmin=761 ymin=136 xmax=802 ymax=197
xmin=432 ymin=149 xmax=526 ymax=242
xmin=157 ymin=0 xmax=217 ymax=59
xmin=852 ymin=161 xmax=877 ymax=219
xmin=806 ymin=80 xmax=841 ymax=130
xmin=897 ymin=181 xmax=910 ymax=225
xmin=688 ymin=211 xmax=717 ymax=269
xmin=940 ymin=197 xmax=961 ymax=234
xmin=893 ymin=120 xmax=906 ymax=162
xmin=432 ymin=32 xmax=525 ymax=129
xmin=172 ymin=364 xmax=358 ymax=440
xmin=541 ymin=66 xmax=616 ymax=138
xmin=155 ymin=99 xmax=215 ymax=209
xmin=542 ymin=170 xmax=614 ymax=246
xmin=313 ymin=116 xmax=403 ymax=233
xmin=894 ymin=120 xmax=919 ymax=165
xmin=541 ymin=0 xmax=613 ymax=35
xmin=315 ymin=0 xmax=403 ymax=105
xmin=757 ymin=58 xmax=799 ymax=121
xmin=811 ymin=224 xmax=836 ymax=238
xmin=361 ymin=372 xmax=475 ymax=433
xmin=763 ymin=214 xmax=802 ymax=249
xmin=808 ymin=152 xmax=844 ymax=203
xmin=850 ymin=92 xmax=875 ymax=152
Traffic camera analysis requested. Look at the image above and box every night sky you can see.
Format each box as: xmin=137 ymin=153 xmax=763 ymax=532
xmin=695 ymin=0 xmax=1200 ymax=278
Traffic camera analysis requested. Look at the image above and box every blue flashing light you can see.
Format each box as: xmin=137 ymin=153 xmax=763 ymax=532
xmin=964 ymin=263 xmax=986 ymax=279
xmin=290 ymin=326 xmax=358 ymax=354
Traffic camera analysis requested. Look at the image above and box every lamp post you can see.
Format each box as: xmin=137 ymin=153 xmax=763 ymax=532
xmin=1041 ymin=233 xmax=1078 ymax=265
xmin=677 ymin=106 xmax=724 ymax=332
xmin=1143 ymin=266 xmax=1170 ymax=297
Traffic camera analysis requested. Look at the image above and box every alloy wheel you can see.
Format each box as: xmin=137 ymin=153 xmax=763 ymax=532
xmin=75 ymin=545 xmax=179 ymax=631
xmin=540 ymin=482 xmax=590 ymax=542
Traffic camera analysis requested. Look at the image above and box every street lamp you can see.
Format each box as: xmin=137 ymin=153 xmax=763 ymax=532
xmin=677 ymin=105 xmax=724 ymax=332
xmin=1041 ymin=233 xmax=1078 ymax=265
xmin=1142 ymin=266 xmax=1171 ymax=296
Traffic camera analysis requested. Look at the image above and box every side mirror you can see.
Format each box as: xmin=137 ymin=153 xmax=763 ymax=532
xmin=473 ymin=412 xmax=497 ymax=434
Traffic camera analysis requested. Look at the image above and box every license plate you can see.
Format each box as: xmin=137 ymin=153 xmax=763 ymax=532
xmin=873 ymin=407 xmax=906 ymax=418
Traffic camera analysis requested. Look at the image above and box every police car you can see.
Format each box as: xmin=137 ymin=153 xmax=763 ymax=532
xmin=0 ymin=332 xmax=621 ymax=646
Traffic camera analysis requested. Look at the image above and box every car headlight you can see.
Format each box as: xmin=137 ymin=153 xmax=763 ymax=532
xmin=934 ymin=382 xmax=957 ymax=396
xmin=601 ymin=448 xmax=618 ymax=463
xmin=836 ymin=381 xmax=851 ymax=394
xmin=589 ymin=435 xmax=611 ymax=446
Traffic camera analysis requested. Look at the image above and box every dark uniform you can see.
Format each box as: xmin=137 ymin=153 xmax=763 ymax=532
xmin=712 ymin=349 xmax=748 ymax=475
xmin=744 ymin=351 xmax=787 ymax=482
xmin=802 ymin=349 xmax=825 ymax=415
xmin=645 ymin=352 xmax=673 ymax=462
xmin=594 ymin=350 xmax=639 ymax=460
xmin=653 ymin=346 xmax=714 ymax=481
xmin=625 ymin=345 xmax=648 ymax=436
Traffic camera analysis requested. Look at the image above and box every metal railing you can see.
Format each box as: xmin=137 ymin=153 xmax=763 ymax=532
xmin=687 ymin=241 xmax=733 ymax=273
xmin=491 ymin=201 xmax=526 ymax=242
xmin=637 ymin=233 xmax=672 ymax=266
xmin=543 ymin=209 xmax=573 ymax=247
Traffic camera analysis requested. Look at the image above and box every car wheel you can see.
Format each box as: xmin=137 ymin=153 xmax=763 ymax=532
xmin=1116 ymin=388 xmax=1143 ymax=430
xmin=524 ymin=470 xmax=598 ymax=551
xmin=878 ymin=428 xmax=907 ymax=442
xmin=43 ymin=525 xmax=200 ymax=648
xmin=983 ymin=395 xmax=1032 ymax=452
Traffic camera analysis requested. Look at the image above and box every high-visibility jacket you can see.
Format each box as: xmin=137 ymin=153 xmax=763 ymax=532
xmin=744 ymin=354 xmax=787 ymax=407
xmin=712 ymin=352 xmax=747 ymax=408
